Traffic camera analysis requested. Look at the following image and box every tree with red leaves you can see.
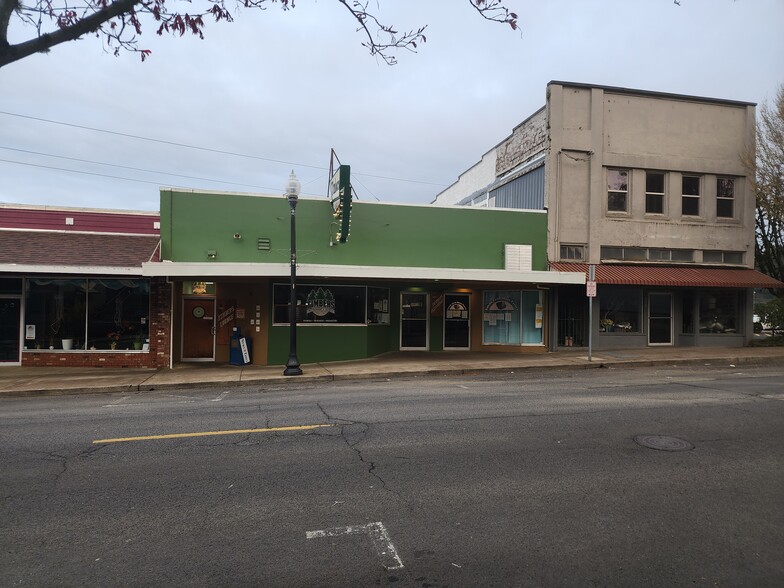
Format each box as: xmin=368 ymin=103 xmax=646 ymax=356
xmin=0 ymin=0 xmax=518 ymax=68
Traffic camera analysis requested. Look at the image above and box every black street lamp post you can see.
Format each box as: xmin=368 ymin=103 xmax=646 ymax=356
xmin=283 ymin=171 xmax=303 ymax=376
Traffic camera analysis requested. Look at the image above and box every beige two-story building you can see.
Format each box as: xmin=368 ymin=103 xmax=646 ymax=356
xmin=434 ymin=81 xmax=782 ymax=349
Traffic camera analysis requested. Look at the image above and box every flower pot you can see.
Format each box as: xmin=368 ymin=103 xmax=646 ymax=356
xmin=61 ymin=339 xmax=74 ymax=350
xmin=133 ymin=341 xmax=143 ymax=350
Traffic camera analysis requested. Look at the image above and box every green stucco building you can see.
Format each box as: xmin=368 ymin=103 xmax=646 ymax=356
xmin=144 ymin=189 xmax=583 ymax=366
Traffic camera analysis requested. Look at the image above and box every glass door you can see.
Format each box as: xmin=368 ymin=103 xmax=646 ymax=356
xmin=400 ymin=292 xmax=428 ymax=350
xmin=182 ymin=298 xmax=216 ymax=361
xmin=0 ymin=298 xmax=21 ymax=364
xmin=444 ymin=294 xmax=470 ymax=350
xmin=648 ymin=292 xmax=672 ymax=345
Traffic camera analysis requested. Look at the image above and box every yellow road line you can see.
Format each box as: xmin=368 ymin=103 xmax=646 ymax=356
xmin=93 ymin=424 xmax=335 ymax=444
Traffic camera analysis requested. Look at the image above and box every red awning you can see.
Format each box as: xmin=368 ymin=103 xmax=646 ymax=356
xmin=549 ymin=262 xmax=784 ymax=289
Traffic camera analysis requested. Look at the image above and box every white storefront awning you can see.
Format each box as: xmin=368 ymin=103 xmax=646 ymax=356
xmin=142 ymin=261 xmax=585 ymax=285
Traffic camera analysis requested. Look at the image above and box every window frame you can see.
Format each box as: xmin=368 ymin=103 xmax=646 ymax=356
xmin=481 ymin=289 xmax=543 ymax=346
xmin=606 ymin=169 xmax=629 ymax=213
xmin=645 ymin=171 xmax=666 ymax=215
xmin=600 ymin=246 xmax=694 ymax=263
xmin=598 ymin=286 xmax=643 ymax=334
xmin=682 ymin=175 xmax=701 ymax=217
xmin=559 ymin=244 xmax=586 ymax=261
xmin=272 ymin=283 xmax=390 ymax=326
xmin=23 ymin=277 xmax=151 ymax=352
xmin=703 ymin=250 xmax=744 ymax=265
xmin=716 ymin=177 xmax=735 ymax=219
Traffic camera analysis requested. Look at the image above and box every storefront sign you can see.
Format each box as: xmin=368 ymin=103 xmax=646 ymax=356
xmin=216 ymin=299 xmax=236 ymax=345
xmin=329 ymin=164 xmax=352 ymax=243
xmin=239 ymin=337 xmax=250 ymax=364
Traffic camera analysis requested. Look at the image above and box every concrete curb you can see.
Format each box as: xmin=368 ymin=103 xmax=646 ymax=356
xmin=4 ymin=352 xmax=780 ymax=397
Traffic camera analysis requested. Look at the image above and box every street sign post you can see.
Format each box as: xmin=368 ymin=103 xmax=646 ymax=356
xmin=588 ymin=265 xmax=596 ymax=361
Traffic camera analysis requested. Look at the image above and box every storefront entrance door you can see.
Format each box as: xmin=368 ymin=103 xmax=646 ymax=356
xmin=401 ymin=292 xmax=428 ymax=350
xmin=648 ymin=293 xmax=673 ymax=345
xmin=0 ymin=298 xmax=21 ymax=365
xmin=444 ymin=294 xmax=470 ymax=350
xmin=182 ymin=298 xmax=216 ymax=361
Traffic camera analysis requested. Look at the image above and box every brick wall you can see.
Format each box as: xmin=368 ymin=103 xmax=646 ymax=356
xmin=149 ymin=277 xmax=172 ymax=368
xmin=21 ymin=277 xmax=172 ymax=369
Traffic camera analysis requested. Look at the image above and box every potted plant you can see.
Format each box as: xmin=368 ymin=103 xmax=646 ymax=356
xmin=107 ymin=331 xmax=121 ymax=350
xmin=133 ymin=332 xmax=144 ymax=350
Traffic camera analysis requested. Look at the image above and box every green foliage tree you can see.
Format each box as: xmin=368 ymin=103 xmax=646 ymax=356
xmin=754 ymin=298 xmax=784 ymax=336
xmin=0 ymin=0 xmax=517 ymax=68
xmin=745 ymin=85 xmax=784 ymax=291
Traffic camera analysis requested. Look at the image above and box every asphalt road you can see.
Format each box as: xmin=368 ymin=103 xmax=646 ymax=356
xmin=2 ymin=365 xmax=783 ymax=587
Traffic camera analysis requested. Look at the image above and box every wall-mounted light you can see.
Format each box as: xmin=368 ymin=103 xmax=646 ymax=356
xmin=207 ymin=250 xmax=217 ymax=259
xmin=233 ymin=233 xmax=242 ymax=240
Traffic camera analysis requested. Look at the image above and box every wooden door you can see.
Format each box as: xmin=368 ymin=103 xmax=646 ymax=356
xmin=182 ymin=298 xmax=215 ymax=360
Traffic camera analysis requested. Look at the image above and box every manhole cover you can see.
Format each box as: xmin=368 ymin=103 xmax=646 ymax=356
xmin=634 ymin=434 xmax=694 ymax=452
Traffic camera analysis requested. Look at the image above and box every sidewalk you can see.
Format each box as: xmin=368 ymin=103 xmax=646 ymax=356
xmin=1 ymin=346 xmax=783 ymax=397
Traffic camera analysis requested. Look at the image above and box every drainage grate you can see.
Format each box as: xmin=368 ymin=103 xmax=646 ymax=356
xmin=634 ymin=434 xmax=694 ymax=452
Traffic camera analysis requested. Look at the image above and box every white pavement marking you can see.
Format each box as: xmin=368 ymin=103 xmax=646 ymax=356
xmin=306 ymin=521 xmax=404 ymax=570
xmin=211 ymin=390 xmax=230 ymax=402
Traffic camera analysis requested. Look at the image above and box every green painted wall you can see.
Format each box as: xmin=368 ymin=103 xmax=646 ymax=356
xmin=268 ymin=324 xmax=392 ymax=364
xmin=161 ymin=190 xmax=548 ymax=270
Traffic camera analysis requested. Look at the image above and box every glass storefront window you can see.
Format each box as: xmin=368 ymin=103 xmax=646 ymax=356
xmin=24 ymin=278 xmax=150 ymax=351
xmin=87 ymin=279 xmax=150 ymax=349
xmin=698 ymin=291 xmax=738 ymax=333
xmin=599 ymin=287 xmax=642 ymax=333
xmin=0 ymin=278 xmax=22 ymax=295
xmin=273 ymin=284 xmax=383 ymax=325
xmin=25 ymin=279 xmax=86 ymax=349
xmin=367 ymin=287 xmax=391 ymax=325
xmin=482 ymin=290 xmax=543 ymax=345
xmin=682 ymin=292 xmax=695 ymax=334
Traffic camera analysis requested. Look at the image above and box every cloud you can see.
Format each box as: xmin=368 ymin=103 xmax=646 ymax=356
xmin=1 ymin=0 xmax=782 ymax=210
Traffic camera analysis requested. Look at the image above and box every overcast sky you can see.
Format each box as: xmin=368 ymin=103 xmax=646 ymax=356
xmin=1 ymin=0 xmax=782 ymax=212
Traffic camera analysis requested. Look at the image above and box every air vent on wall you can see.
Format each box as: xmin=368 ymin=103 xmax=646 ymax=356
xmin=504 ymin=244 xmax=533 ymax=271
xmin=257 ymin=238 xmax=271 ymax=251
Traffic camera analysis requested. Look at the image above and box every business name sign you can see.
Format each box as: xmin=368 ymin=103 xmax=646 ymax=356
xmin=329 ymin=164 xmax=352 ymax=243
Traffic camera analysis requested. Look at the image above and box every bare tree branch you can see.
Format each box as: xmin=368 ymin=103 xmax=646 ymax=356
xmin=744 ymin=85 xmax=784 ymax=292
xmin=0 ymin=0 xmax=520 ymax=69
xmin=1 ymin=0 xmax=141 ymax=66
xmin=336 ymin=0 xmax=427 ymax=65
xmin=469 ymin=0 xmax=518 ymax=29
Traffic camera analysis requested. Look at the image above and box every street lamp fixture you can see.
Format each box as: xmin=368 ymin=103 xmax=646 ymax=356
xmin=283 ymin=170 xmax=303 ymax=376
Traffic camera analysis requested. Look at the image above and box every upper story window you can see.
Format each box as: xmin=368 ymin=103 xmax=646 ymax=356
xmin=717 ymin=178 xmax=735 ymax=218
xmin=560 ymin=244 xmax=586 ymax=261
xmin=607 ymin=169 xmax=629 ymax=212
xmin=645 ymin=172 xmax=665 ymax=214
xmin=682 ymin=175 xmax=701 ymax=216
xmin=703 ymin=250 xmax=744 ymax=265
xmin=601 ymin=246 xmax=694 ymax=263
